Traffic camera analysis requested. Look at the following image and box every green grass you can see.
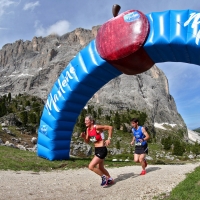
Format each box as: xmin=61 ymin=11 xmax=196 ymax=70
xmin=164 ymin=166 xmax=200 ymax=200
xmin=0 ymin=146 xmax=86 ymax=171
xmin=0 ymin=146 xmax=136 ymax=171
xmin=148 ymin=143 xmax=162 ymax=151
xmin=153 ymin=165 xmax=200 ymax=200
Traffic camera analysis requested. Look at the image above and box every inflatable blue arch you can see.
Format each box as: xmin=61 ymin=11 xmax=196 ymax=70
xmin=144 ymin=10 xmax=200 ymax=65
xmin=37 ymin=9 xmax=200 ymax=160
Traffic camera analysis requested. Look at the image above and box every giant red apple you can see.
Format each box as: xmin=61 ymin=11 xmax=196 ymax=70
xmin=96 ymin=10 xmax=155 ymax=75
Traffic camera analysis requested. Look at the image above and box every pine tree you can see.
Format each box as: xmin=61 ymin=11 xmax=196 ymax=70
xmin=87 ymin=105 xmax=92 ymax=114
xmin=105 ymin=115 xmax=110 ymax=121
xmin=98 ymin=107 xmax=102 ymax=117
xmin=123 ymin=124 xmax=128 ymax=132
xmin=87 ymin=105 xmax=94 ymax=114
xmin=29 ymin=113 xmax=37 ymax=124
xmin=161 ymin=136 xmax=172 ymax=150
xmin=20 ymin=111 xmax=28 ymax=126
xmin=191 ymin=141 xmax=200 ymax=157
xmin=93 ymin=110 xmax=97 ymax=119
xmin=8 ymin=93 xmax=11 ymax=103
xmin=0 ymin=102 xmax=6 ymax=117
xmin=138 ymin=112 xmax=147 ymax=125
xmin=32 ymin=102 xmax=40 ymax=112
xmin=173 ymin=140 xmax=185 ymax=156
xmin=116 ymin=141 xmax=120 ymax=149
xmin=79 ymin=109 xmax=87 ymax=132
xmin=0 ymin=104 xmax=2 ymax=117
xmin=25 ymin=100 xmax=31 ymax=106
xmin=114 ymin=111 xmax=120 ymax=130
xmin=31 ymin=96 xmax=36 ymax=101
xmin=121 ymin=114 xmax=126 ymax=123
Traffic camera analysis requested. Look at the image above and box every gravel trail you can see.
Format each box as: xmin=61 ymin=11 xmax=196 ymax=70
xmin=0 ymin=163 xmax=199 ymax=200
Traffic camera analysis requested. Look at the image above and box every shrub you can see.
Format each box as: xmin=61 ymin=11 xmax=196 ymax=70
xmin=173 ymin=140 xmax=185 ymax=156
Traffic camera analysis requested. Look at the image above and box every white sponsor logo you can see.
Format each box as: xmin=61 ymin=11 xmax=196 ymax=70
xmin=45 ymin=66 xmax=77 ymax=115
xmin=184 ymin=12 xmax=200 ymax=45
xmin=41 ymin=125 xmax=48 ymax=135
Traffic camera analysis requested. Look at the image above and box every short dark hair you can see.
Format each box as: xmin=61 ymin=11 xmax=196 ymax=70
xmin=131 ymin=118 xmax=139 ymax=123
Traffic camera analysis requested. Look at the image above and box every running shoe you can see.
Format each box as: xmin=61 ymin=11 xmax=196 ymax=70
xmin=103 ymin=178 xmax=114 ymax=187
xmin=140 ymin=170 xmax=146 ymax=175
xmin=101 ymin=175 xmax=107 ymax=186
xmin=144 ymin=159 xmax=147 ymax=168
xmin=106 ymin=178 xmax=114 ymax=185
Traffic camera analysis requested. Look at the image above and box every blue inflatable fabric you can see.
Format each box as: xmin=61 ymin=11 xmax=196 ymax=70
xmin=144 ymin=10 xmax=200 ymax=65
xmin=37 ymin=40 xmax=122 ymax=160
xmin=38 ymin=9 xmax=200 ymax=161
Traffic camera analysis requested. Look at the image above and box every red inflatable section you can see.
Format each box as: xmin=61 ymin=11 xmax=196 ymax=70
xmin=96 ymin=10 xmax=154 ymax=75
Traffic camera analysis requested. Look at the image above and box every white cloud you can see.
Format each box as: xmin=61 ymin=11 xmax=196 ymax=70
xmin=23 ymin=1 xmax=39 ymax=11
xmin=0 ymin=0 xmax=15 ymax=16
xmin=35 ymin=20 xmax=70 ymax=37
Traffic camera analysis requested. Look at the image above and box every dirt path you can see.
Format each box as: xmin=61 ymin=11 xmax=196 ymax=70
xmin=0 ymin=163 xmax=199 ymax=200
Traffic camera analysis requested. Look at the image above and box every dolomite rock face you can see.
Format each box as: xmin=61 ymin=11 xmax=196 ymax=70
xmin=0 ymin=26 xmax=185 ymax=126
xmin=89 ymin=64 xmax=185 ymax=125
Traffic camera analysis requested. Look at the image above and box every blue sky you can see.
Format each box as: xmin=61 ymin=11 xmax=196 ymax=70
xmin=0 ymin=0 xmax=200 ymax=129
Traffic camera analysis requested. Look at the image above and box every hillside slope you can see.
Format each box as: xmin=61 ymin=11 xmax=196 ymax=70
xmin=187 ymin=129 xmax=200 ymax=143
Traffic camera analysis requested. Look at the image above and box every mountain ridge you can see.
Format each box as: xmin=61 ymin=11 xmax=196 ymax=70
xmin=193 ymin=127 xmax=200 ymax=133
xmin=0 ymin=26 xmax=186 ymax=128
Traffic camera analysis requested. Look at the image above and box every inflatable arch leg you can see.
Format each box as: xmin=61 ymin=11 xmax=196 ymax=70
xmin=38 ymin=9 xmax=200 ymax=160
xmin=37 ymin=41 xmax=122 ymax=160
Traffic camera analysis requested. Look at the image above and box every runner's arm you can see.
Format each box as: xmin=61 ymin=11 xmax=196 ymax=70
xmin=96 ymin=125 xmax=113 ymax=146
xmin=131 ymin=136 xmax=135 ymax=145
xmin=142 ymin=127 xmax=150 ymax=141
xmin=80 ymin=129 xmax=90 ymax=143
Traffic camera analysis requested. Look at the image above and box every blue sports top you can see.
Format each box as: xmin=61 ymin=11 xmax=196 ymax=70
xmin=132 ymin=126 xmax=147 ymax=146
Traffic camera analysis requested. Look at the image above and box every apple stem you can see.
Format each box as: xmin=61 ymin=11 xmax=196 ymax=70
xmin=112 ymin=4 xmax=121 ymax=17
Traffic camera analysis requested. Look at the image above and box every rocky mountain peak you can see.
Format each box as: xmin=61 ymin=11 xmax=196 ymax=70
xmin=0 ymin=26 xmax=185 ymax=126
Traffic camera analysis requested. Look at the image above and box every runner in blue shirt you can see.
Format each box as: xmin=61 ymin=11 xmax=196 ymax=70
xmin=130 ymin=118 xmax=150 ymax=175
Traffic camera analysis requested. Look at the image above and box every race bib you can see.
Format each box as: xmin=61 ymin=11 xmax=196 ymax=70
xmin=135 ymin=142 xmax=142 ymax=146
xmin=90 ymin=136 xmax=97 ymax=143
